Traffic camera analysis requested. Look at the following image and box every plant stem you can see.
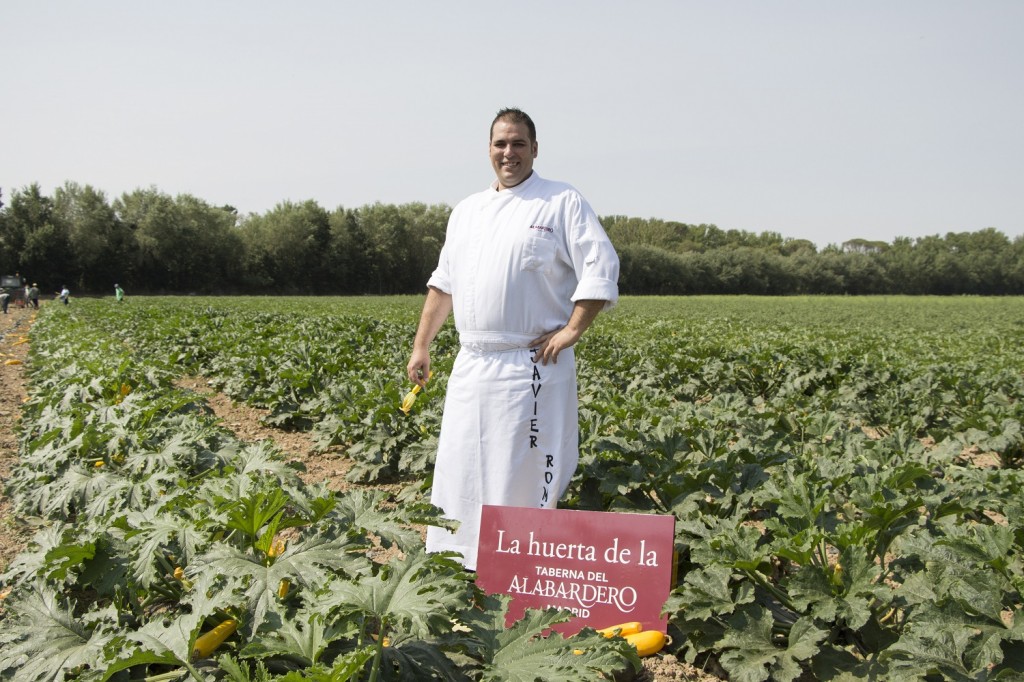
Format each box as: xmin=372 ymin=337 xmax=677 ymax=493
xmin=145 ymin=670 xmax=186 ymax=682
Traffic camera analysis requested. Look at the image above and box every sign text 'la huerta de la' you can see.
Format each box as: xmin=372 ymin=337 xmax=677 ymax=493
xmin=476 ymin=506 xmax=675 ymax=635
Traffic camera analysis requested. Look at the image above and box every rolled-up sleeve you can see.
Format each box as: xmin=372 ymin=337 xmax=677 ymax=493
xmin=567 ymin=194 xmax=620 ymax=309
xmin=426 ymin=241 xmax=452 ymax=294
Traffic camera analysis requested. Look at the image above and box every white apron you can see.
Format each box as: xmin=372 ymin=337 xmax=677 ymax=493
xmin=425 ymin=335 xmax=578 ymax=570
xmin=423 ymin=173 xmax=618 ymax=570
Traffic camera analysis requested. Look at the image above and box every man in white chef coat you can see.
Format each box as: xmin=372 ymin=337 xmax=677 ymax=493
xmin=406 ymin=108 xmax=619 ymax=570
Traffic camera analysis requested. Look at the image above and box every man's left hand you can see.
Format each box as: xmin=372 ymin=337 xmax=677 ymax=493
xmin=529 ymin=327 xmax=582 ymax=365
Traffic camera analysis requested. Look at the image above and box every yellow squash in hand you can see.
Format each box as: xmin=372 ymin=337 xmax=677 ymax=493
xmin=400 ymin=371 xmax=434 ymax=413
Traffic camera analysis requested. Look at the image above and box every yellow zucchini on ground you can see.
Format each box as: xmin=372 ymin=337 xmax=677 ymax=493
xmin=596 ymin=621 xmax=643 ymax=638
xmin=625 ymin=630 xmax=667 ymax=657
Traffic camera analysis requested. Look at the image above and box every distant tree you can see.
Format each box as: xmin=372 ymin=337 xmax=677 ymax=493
xmin=602 ymin=215 xmax=654 ymax=249
xmin=944 ymin=228 xmax=1013 ymax=294
xmin=54 ymin=182 xmax=136 ymax=292
xmin=358 ymin=203 xmax=412 ymax=294
xmin=398 ymin=202 xmax=449 ymax=291
xmin=236 ymin=200 xmax=330 ymax=293
xmin=694 ymin=224 xmax=728 ymax=251
xmin=3 ymin=183 xmax=74 ymax=290
xmin=325 ymin=207 xmax=370 ymax=294
xmin=617 ymin=244 xmax=690 ymax=294
xmin=842 ymin=238 xmax=888 ymax=254
xmin=115 ymin=188 xmax=239 ymax=292
xmin=1008 ymin=235 xmax=1024 ymax=294
xmin=175 ymin=194 xmax=243 ymax=292
xmin=839 ymin=251 xmax=890 ymax=294
xmin=779 ymin=238 xmax=817 ymax=256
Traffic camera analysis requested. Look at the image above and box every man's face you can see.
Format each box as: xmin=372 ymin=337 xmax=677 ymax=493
xmin=490 ymin=119 xmax=537 ymax=190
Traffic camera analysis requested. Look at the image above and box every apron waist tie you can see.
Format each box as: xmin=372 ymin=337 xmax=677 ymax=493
xmin=459 ymin=331 xmax=537 ymax=352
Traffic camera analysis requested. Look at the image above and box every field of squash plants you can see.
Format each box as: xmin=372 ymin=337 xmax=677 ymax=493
xmin=2 ymin=295 xmax=1024 ymax=682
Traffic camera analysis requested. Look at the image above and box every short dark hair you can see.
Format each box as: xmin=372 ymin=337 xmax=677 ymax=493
xmin=490 ymin=108 xmax=536 ymax=143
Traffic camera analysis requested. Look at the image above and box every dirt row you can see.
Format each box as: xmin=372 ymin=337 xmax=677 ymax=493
xmin=0 ymin=306 xmax=34 ymax=577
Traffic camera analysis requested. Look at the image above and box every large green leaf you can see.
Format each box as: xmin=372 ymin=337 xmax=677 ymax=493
xmin=0 ymin=583 xmax=114 ymax=681
xmin=240 ymin=606 xmax=356 ymax=666
xmin=322 ymin=547 xmax=467 ymax=638
xmin=478 ymin=605 xmax=638 ymax=682
xmin=718 ymin=606 xmax=827 ymax=682
xmin=191 ymin=534 xmax=364 ymax=633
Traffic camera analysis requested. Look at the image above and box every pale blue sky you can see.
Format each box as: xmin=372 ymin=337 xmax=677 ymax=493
xmin=2 ymin=1 xmax=1021 ymax=248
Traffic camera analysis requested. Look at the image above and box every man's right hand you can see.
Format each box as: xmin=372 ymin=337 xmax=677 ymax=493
xmin=407 ymin=349 xmax=431 ymax=387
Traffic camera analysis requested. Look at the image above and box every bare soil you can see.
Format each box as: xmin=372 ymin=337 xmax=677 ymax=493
xmin=0 ymin=313 xmax=718 ymax=680
xmin=0 ymin=305 xmax=35 ymax=580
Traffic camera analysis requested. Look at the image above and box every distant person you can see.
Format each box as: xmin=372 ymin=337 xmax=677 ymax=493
xmin=59 ymin=286 xmax=70 ymax=305
xmin=27 ymin=283 xmax=40 ymax=309
xmin=115 ymin=283 xmax=125 ymax=302
xmin=0 ymin=289 xmax=9 ymax=314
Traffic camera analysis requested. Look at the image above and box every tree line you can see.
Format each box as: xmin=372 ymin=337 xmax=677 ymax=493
xmin=1 ymin=182 xmax=1021 ymax=297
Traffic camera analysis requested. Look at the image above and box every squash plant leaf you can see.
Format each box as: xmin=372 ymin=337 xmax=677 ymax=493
xmin=192 ymin=534 xmax=364 ymax=634
xmin=669 ymin=562 xmax=754 ymax=621
xmin=121 ymin=508 xmax=207 ymax=589
xmin=322 ymin=547 xmax=468 ymax=638
xmin=241 ymin=605 xmax=357 ymax=666
xmin=473 ymin=603 xmax=638 ymax=682
xmin=719 ymin=605 xmax=827 ymax=682
xmin=221 ymin=487 xmax=289 ymax=542
xmin=122 ymin=609 xmax=204 ymax=667
xmin=0 ymin=583 xmax=115 ymax=680
xmin=333 ymin=488 xmax=423 ymax=551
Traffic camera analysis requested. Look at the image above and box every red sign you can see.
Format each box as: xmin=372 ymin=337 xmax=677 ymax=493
xmin=476 ymin=505 xmax=675 ymax=636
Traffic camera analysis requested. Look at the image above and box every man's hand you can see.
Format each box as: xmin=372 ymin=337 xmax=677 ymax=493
xmin=407 ymin=349 xmax=431 ymax=387
xmin=406 ymin=288 xmax=452 ymax=386
xmin=529 ymin=299 xmax=607 ymax=365
xmin=529 ymin=326 xmax=580 ymax=365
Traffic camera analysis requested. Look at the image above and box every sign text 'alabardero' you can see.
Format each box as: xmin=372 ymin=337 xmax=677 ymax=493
xmin=494 ymin=530 xmax=663 ymax=617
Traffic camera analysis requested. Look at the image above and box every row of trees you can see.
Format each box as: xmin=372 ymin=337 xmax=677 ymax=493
xmin=2 ymin=182 xmax=1022 ymax=296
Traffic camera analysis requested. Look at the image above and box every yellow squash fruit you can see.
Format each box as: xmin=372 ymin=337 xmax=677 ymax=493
xmin=624 ymin=630 xmax=667 ymax=657
xmin=399 ymin=371 xmax=433 ymax=413
xmin=278 ymin=578 xmax=291 ymax=599
xmin=596 ymin=621 xmax=643 ymax=638
xmin=4 ymin=359 xmax=23 ymax=365
xmin=192 ymin=618 xmax=238 ymax=659
xmin=400 ymin=385 xmax=422 ymax=413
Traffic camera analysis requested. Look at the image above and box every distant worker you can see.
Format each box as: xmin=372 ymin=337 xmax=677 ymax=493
xmin=27 ymin=283 xmax=40 ymax=309
xmin=0 ymin=289 xmax=9 ymax=314
xmin=59 ymin=285 xmax=70 ymax=305
xmin=115 ymin=283 xmax=125 ymax=302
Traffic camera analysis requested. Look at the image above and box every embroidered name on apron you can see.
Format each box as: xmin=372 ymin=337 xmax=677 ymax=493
xmin=529 ymin=348 xmax=554 ymax=506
